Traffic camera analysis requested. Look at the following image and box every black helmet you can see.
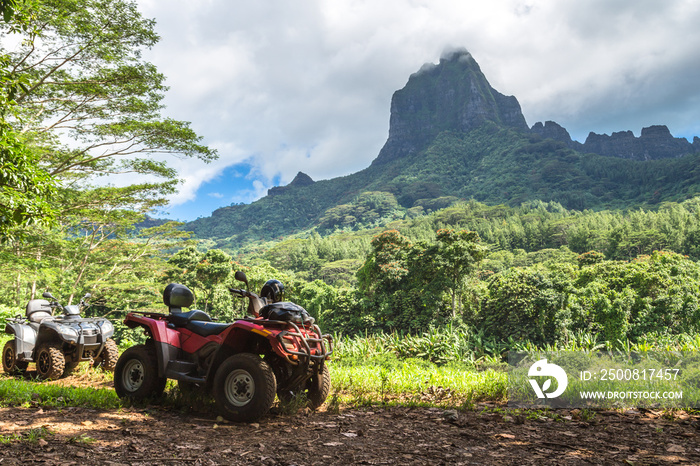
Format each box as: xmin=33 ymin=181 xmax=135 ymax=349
xmin=163 ymin=283 xmax=194 ymax=312
xmin=260 ymin=279 xmax=284 ymax=303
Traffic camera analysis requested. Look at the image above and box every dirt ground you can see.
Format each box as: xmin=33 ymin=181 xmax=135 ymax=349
xmin=1 ymin=371 xmax=699 ymax=465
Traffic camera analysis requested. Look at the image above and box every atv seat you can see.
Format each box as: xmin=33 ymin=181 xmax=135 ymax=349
xmin=168 ymin=309 xmax=212 ymax=327
xmin=26 ymin=299 xmax=52 ymax=323
xmin=185 ymin=321 xmax=230 ymax=337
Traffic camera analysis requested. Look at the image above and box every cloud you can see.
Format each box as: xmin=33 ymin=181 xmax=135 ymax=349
xmin=135 ymin=0 xmax=700 ymax=213
xmin=228 ymin=180 xmax=269 ymax=206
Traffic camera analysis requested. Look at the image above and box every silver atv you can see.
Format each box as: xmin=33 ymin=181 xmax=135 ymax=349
xmin=2 ymin=292 xmax=118 ymax=380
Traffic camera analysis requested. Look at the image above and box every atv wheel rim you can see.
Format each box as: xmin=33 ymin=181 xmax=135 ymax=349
xmin=37 ymin=350 xmax=51 ymax=375
xmin=3 ymin=346 xmax=14 ymax=369
xmin=122 ymin=359 xmax=145 ymax=392
xmin=224 ymin=369 xmax=255 ymax=407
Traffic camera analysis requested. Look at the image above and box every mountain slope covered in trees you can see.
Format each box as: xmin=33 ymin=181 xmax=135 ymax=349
xmin=186 ymin=50 xmax=700 ymax=247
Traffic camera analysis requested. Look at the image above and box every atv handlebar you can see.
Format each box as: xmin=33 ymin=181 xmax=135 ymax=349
xmin=229 ymin=288 xmax=267 ymax=300
xmin=229 ymin=288 xmax=255 ymax=298
xmin=42 ymin=292 xmax=91 ymax=314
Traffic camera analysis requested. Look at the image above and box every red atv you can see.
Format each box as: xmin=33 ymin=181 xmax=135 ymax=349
xmin=113 ymin=271 xmax=332 ymax=422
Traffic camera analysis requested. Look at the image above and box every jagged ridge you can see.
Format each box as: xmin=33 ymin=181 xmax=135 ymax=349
xmin=531 ymin=121 xmax=700 ymax=160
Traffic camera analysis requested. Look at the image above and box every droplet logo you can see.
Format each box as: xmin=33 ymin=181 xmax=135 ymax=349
xmin=528 ymin=359 xmax=568 ymax=399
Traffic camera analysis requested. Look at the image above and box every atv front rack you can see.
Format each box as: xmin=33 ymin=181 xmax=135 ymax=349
xmin=247 ymin=318 xmax=333 ymax=366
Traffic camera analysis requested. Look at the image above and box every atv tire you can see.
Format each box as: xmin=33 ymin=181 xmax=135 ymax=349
xmin=213 ymin=353 xmax=276 ymax=423
xmin=93 ymin=338 xmax=118 ymax=371
xmin=36 ymin=344 xmax=66 ymax=380
xmin=62 ymin=361 xmax=80 ymax=377
xmin=278 ymin=363 xmax=331 ymax=410
xmin=114 ymin=344 xmax=166 ymax=400
xmin=2 ymin=340 xmax=29 ymax=375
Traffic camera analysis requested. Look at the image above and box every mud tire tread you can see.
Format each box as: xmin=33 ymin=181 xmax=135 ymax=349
xmin=62 ymin=361 xmax=80 ymax=377
xmin=307 ymin=363 xmax=331 ymax=410
xmin=36 ymin=344 xmax=66 ymax=380
xmin=93 ymin=338 xmax=119 ymax=372
xmin=213 ymin=353 xmax=276 ymax=423
xmin=114 ymin=344 xmax=166 ymax=400
xmin=278 ymin=363 xmax=331 ymax=410
xmin=2 ymin=340 xmax=29 ymax=375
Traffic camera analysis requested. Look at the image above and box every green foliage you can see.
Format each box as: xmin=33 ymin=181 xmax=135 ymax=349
xmin=0 ymin=304 xmax=20 ymax=326
xmin=426 ymin=229 xmax=488 ymax=317
xmin=318 ymin=191 xmax=403 ymax=231
xmin=478 ymin=251 xmax=700 ymax=345
xmin=263 ymin=231 xmax=371 ymax=284
xmin=0 ymin=0 xmax=56 ymax=242
xmin=0 ymin=0 xmax=17 ymax=21
xmin=165 ymin=244 xmax=201 ymax=288
xmin=574 ymin=251 xmax=700 ymax=340
xmin=479 ymin=266 xmax=574 ymax=346
xmin=355 ymin=228 xmax=487 ymax=332
xmin=195 ymin=249 xmax=232 ymax=312
xmin=0 ymin=376 xmax=120 ymax=409
xmin=577 ymin=250 xmax=606 ymax=268
xmin=0 ymin=124 xmax=56 ymax=242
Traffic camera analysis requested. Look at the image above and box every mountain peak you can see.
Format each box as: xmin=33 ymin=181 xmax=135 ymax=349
xmin=267 ymin=171 xmax=314 ymax=196
xmin=289 ymin=171 xmax=314 ymax=187
xmin=372 ymin=49 xmax=528 ymax=165
xmin=439 ymin=46 xmax=473 ymax=62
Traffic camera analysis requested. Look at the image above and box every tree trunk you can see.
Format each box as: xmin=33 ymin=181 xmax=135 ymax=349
xmin=30 ymin=250 xmax=41 ymax=300
xmin=15 ymin=272 xmax=21 ymax=307
xmin=451 ymin=290 xmax=457 ymax=319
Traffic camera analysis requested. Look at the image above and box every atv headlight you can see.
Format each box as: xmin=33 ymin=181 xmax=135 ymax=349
xmin=56 ymin=324 xmax=79 ymax=342
xmin=99 ymin=320 xmax=114 ymax=337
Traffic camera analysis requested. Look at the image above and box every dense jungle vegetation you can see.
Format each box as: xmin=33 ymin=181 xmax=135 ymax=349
xmin=5 ymin=195 xmax=700 ymax=356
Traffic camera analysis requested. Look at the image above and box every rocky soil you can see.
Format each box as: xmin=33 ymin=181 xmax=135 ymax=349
xmin=1 ymin=370 xmax=699 ymax=465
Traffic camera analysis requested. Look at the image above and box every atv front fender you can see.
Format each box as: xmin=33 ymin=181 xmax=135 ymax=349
xmin=38 ymin=320 xmax=78 ymax=344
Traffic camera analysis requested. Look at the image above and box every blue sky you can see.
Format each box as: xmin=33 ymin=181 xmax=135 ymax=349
xmin=136 ymin=0 xmax=700 ymax=221
xmin=159 ymin=163 xmax=282 ymax=221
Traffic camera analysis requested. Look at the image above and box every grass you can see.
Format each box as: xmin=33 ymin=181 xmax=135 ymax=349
xmin=0 ymin=374 xmax=120 ymax=410
xmin=68 ymin=433 xmax=97 ymax=445
xmin=329 ymin=358 xmax=507 ymax=408
xmin=0 ymin=426 xmax=53 ymax=445
xmin=1 ymin=328 xmax=699 ymax=416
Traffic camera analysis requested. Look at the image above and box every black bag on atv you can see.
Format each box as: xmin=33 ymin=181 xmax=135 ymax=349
xmin=260 ymin=302 xmax=315 ymax=325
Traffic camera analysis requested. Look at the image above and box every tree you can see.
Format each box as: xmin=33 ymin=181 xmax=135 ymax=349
xmin=0 ymin=0 xmax=55 ymax=242
xmin=357 ymin=228 xmax=487 ymax=331
xmin=0 ymin=122 xmax=56 ymax=242
xmin=479 ymin=266 xmax=574 ymax=346
xmin=164 ymin=244 xmax=202 ymax=300
xmin=357 ymin=229 xmax=411 ymax=299
xmin=1 ymin=0 xmax=216 ymax=212
xmin=423 ymin=229 xmax=487 ymax=318
xmin=195 ymin=249 xmax=232 ymax=312
xmin=0 ymin=0 xmax=217 ymax=301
